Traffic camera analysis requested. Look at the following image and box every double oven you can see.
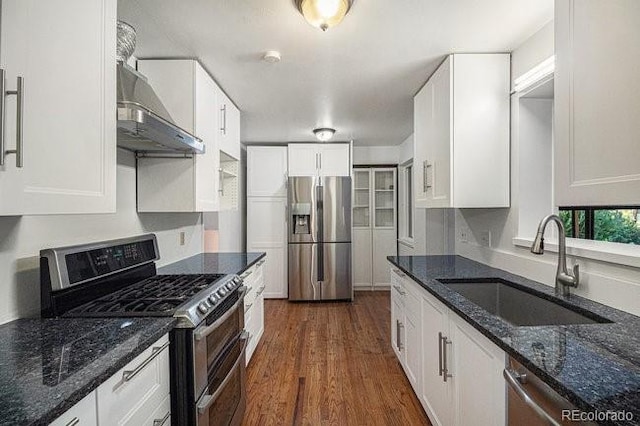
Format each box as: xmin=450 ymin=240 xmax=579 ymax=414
xmin=173 ymin=286 xmax=249 ymax=426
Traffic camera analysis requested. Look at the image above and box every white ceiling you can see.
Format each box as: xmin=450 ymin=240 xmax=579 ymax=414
xmin=118 ymin=0 xmax=553 ymax=146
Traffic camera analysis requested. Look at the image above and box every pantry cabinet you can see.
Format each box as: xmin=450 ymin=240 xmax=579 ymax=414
xmin=389 ymin=265 xmax=506 ymax=426
xmin=288 ymin=143 xmax=350 ymax=177
xmin=413 ymin=54 xmax=510 ymax=209
xmin=554 ymin=0 xmax=640 ymax=206
xmin=136 ymin=59 xmax=240 ymax=212
xmin=0 ymin=0 xmax=117 ymax=215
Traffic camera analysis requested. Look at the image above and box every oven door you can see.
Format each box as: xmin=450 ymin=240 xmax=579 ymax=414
xmin=196 ymin=331 xmax=248 ymax=426
xmin=193 ymin=286 xmax=247 ymax=399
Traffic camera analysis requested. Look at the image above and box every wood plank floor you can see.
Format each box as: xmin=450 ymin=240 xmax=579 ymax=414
xmin=242 ymin=291 xmax=431 ymax=426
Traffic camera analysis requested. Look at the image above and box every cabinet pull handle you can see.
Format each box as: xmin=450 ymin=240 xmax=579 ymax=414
xmin=425 ymin=161 xmax=432 ymax=190
xmin=122 ymin=340 xmax=169 ymax=382
xmin=393 ymin=285 xmax=406 ymax=296
xmin=395 ymin=320 xmax=401 ymax=350
xmin=245 ymin=302 xmax=253 ymax=311
xmin=392 ymin=268 xmax=405 ymax=278
xmin=65 ymin=417 xmax=80 ymax=426
xmin=442 ymin=334 xmax=452 ymax=382
xmin=220 ymin=104 xmax=227 ymax=135
xmin=240 ymin=269 xmax=252 ymax=279
xmin=503 ymin=369 xmax=561 ymax=426
xmin=2 ymin=75 xmax=23 ymax=168
xmin=319 ymin=152 xmax=322 ymax=170
xmin=398 ymin=322 xmax=405 ymax=350
xmin=257 ymin=259 xmax=266 ymax=266
xmin=438 ymin=332 xmax=444 ymax=376
xmin=257 ymin=286 xmax=266 ymax=295
xmin=153 ymin=411 xmax=171 ymax=426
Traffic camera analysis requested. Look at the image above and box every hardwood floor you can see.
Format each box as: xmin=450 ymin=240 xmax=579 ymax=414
xmin=242 ymin=291 xmax=431 ymax=426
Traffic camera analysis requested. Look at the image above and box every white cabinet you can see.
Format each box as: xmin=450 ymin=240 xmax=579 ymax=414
xmin=247 ymin=146 xmax=288 ymax=197
xmin=0 ymin=0 xmax=117 ymax=215
xmin=243 ymin=258 xmax=266 ymax=364
xmin=555 ymin=0 xmax=640 ymax=206
xmin=413 ymin=54 xmax=510 ymax=209
xmin=49 ymin=391 xmax=98 ymax=426
xmin=136 ymin=59 xmax=222 ymax=212
xmin=97 ymin=334 xmax=171 ymax=426
xmin=353 ymin=168 xmax=397 ymax=290
xmin=218 ymin=91 xmax=241 ymax=160
xmin=389 ymin=264 xmax=506 ymax=426
xmin=288 ymin=143 xmax=350 ymax=177
xmin=247 ymin=146 xmax=288 ymax=299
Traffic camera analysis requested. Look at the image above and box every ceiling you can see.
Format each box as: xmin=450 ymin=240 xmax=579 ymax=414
xmin=118 ymin=0 xmax=553 ymax=146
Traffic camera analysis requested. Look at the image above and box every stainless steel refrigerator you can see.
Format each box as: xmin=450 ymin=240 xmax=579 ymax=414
xmin=288 ymin=176 xmax=352 ymax=301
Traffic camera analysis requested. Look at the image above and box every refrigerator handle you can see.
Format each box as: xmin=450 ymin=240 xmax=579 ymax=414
xmin=316 ymin=184 xmax=324 ymax=283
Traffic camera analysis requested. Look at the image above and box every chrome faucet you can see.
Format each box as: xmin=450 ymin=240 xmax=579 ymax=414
xmin=531 ymin=214 xmax=579 ymax=297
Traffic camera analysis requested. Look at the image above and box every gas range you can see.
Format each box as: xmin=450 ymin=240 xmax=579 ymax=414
xmin=40 ymin=234 xmax=249 ymax=425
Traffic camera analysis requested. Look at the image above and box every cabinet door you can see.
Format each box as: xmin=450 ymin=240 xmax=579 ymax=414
xmin=319 ymin=144 xmax=350 ymax=176
xmin=352 ymin=228 xmax=372 ymax=289
xmin=352 ymin=169 xmax=371 ymax=228
xmin=555 ymin=0 xmax=640 ymax=206
xmin=403 ymin=293 xmax=422 ymax=396
xmin=50 ymin=391 xmax=97 ymax=426
xmin=373 ymin=168 xmax=396 ymax=229
xmin=219 ymin=92 xmax=241 ymax=160
xmin=391 ymin=294 xmax=404 ymax=362
xmin=288 ymin=144 xmax=318 ymax=176
xmin=421 ymin=291 xmax=452 ymax=426
xmin=0 ymin=0 xmax=116 ymax=215
xmin=247 ymin=146 xmax=288 ymax=197
xmin=449 ymin=315 xmax=505 ymax=426
xmin=414 ymin=79 xmax=432 ymax=208
xmin=427 ymin=56 xmax=452 ymax=208
xmin=372 ymin=229 xmax=397 ymax=287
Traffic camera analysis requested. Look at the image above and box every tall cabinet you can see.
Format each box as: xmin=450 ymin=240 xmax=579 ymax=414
xmin=247 ymin=146 xmax=288 ymax=298
xmin=353 ymin=167 xmax=397 ymax=290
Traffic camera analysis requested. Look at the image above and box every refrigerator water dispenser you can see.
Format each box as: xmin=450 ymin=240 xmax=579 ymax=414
xmin=292 ymin=203 xmax=311 ymax=235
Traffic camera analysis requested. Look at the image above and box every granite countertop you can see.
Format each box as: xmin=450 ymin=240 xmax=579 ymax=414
xmin=0 ymin=317 xmax=176 ymax=426
xmin=387 ymin=255 xmax=640 ymax=425
xmin=158 ymin=252 xmax=266 ymax=276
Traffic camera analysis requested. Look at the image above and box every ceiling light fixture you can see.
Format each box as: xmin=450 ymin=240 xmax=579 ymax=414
xmin=313 ymin=128 xmax=336 ymax=141
xmin=263 ymin=50 xmax=281 ymax=64
xmin=295 ymin=0 xmax=354 ymax=32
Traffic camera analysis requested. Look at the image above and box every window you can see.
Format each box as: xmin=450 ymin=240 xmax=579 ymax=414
xmin=559 ymin=207 xmax=640 ymax=245
xmin=399 ymin=162 xmax=414 ymax=241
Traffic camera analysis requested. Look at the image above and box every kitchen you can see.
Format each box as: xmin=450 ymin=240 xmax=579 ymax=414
xmin=0 ymin=0 xmax=639 ymax=425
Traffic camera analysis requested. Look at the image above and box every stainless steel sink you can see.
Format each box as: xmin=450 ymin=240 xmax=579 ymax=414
xmin=439 ymin=279 xmax=611 ymax=326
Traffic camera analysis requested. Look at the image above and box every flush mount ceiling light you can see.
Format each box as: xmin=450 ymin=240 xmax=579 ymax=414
xmin=295 ymin=0 xmax=354 ymax=32
xmin=313 ymin=128 xmax=336 ymax=141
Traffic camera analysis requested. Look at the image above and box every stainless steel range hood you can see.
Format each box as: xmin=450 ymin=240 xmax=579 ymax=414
xmin=115 ymin=22 xmax=204 ymax=155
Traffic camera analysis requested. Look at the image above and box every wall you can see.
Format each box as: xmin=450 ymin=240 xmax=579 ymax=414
xmin=454 ymin=20 xmax=640 ymax=316
xmin=353 ymin=145 xmax=400 ymax=165
xmin=511 ymin=20 xmax=554 ymax=87
xmin=0 ymin=150 xmax=204 ymax=324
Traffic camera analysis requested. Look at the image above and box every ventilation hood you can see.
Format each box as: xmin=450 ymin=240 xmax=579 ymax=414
xmin=115 ymin=22 xmax=204 ymax=155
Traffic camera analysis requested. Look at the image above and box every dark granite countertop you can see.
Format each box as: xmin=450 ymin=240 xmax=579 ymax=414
xmin=158 ymin=252 xmax=266 ymax=276
xmin=387 ymin=255 xmax=640 ymax=426
xmin=0 ymin=317 xmax=176 ymax=426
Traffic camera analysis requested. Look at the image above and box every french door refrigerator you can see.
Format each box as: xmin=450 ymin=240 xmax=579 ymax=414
xmin=288 ymin=176 xmax=352 ymax=301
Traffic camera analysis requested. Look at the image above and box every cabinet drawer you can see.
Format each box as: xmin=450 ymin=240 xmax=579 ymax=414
xmin=142 ymin=394 xmax=171 ymax=426
xmin=49 ymin=391 xmax=97 ymax=426
xmin=97 ymin=335 xmax=170 ymax=426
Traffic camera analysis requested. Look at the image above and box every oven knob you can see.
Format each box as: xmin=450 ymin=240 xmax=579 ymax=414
xmin=208 ymin=294 xmax=218 ymax=304
xmin=226 ymin=282 xmax=234 ymax=290
xmin=198 ymin=302 xmax=209 ymax=314
xmin=218 ymin=288 xmax=227 ymax=297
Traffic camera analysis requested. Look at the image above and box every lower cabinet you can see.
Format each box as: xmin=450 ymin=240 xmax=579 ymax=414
xmin=244 ymin=259 xmax=266 ymax=364
xmin=50 ymin=334 xmax=171 ymax=426
xmin=390 ymin=266 xmax=506 ymax=426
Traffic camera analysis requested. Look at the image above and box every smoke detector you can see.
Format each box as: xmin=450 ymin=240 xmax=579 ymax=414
xmin=263 ymin=51 xmax=281 ymax=64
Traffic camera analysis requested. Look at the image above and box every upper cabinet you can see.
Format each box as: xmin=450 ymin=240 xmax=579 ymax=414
xmin=247 ymin=146 xmax=288 ymax=197
xmin=555 ymin=0 xmax=640 ymax=206
xmin=288 ymin=143 xmax=350 ymax=177
xmin=414 ymin=54 xmax=510 ymax=209
xmin=136 ymin=59 xmax=239 ymax=212
xmin=218 ymin=91 xmax=241 ymax=160
xmin=0 ymin=0 xmax=117 ymax=215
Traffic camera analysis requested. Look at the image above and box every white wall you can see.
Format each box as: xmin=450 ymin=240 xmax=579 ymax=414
xmin=353 ymin=145 xmax=400 ymax=165
xmin=454 ymin=20 xmax=640 ymax=316
xmin=511 ymin=21 xmax=554 ymax=87
xmin=0 ymin=150 xmax=204 ymax=324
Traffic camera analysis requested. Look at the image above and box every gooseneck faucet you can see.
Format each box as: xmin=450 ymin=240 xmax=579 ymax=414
xmin=531 ymin=214 xmax=580 ymax=297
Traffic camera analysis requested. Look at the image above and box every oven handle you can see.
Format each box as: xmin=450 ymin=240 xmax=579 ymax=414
xmin=194 ymin=286 xmax=247 ymax=341
xmin=196 ymin=331 xmax=249 ymax=414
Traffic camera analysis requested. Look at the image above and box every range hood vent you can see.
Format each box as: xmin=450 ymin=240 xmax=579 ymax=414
xmin=115 ymin=21 xmax=204 ymax=155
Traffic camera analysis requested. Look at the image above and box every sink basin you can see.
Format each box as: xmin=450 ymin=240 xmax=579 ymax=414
xmin=438 ymin=279 xmax=612 ymax=326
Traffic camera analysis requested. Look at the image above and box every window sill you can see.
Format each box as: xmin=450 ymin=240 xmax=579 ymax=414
xmin=512 ymin=236 xmax=640 ymax=268
xmin=398 ymin=238 xmax=415 ymax=249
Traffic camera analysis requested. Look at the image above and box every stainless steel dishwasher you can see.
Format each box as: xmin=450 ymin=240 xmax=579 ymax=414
xmin=504 ymin=357 xmax=596 ymax=426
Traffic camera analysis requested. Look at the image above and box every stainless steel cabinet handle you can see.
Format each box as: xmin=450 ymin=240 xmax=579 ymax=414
xmin=395 ymin=320 xmax=401 ymax=351
xmin=245 ymin=286 xmax=254 ymax=293
xmin=398 ymin=322 xmax=405 ymax=350
xmin=195 ymin=286 xmax=248 ymax=341
xmin=442 ymin=334 xmax=452 ymax=382
xmin=393 ymin=285 xmax=406 ymax=296
xmin=240 ymin=269 xmax=252 ymax=279
xmin=392 ymin=268 xmax=406 ymax=278
xmin=245 ymin=302 xmax=253 ymax=311
xmin=257 ymin=286 xmax=266 ymax=295
xmin=438 ymin=332 xmax=444 ymax=376
xmin=319 ymin=152 xmax=322 ymax=170
xmin=65 ymin=417 xmax=80 ymax=426
xmin=220 ymin=104 xmax=227 ymax=135
xmin=257 ymin=259 xmax=266 ymax=267
xmin=1 ymin=74 xmax=23 ymax=168
xmin=122 ymin=340 xmax=170 ymax=382
xmin=504 ymin=369 xmax=561 ymax=426
xmin=197 ymin=332 xmax=249 ymax=414
xmin=425 ymin=162 xmax=432 ymax=190
xmin=422 ymin=160 xmax=427 ymax=193
xmin=153 ymin=411 xmax=171 ymax=426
